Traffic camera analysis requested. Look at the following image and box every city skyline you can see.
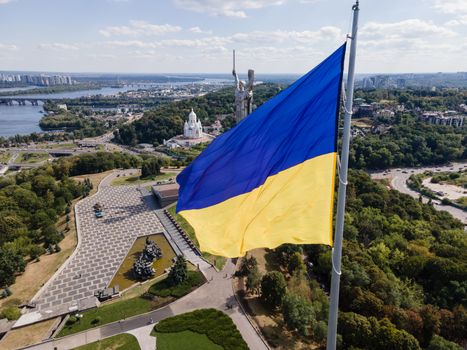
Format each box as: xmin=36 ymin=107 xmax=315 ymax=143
xmin=0 ymin=0 xmax=466 ymax=74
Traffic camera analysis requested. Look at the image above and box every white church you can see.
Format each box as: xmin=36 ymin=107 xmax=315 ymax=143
xmin=184 ymin=108 xmax=203 ymax=139
xmin=164 ymin=108 xmax=213 ymax=148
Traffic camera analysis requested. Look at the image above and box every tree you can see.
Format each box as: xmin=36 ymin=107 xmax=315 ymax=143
xmin=168 ymin=255 xmax=187 ymax=286
xmin=260 ymin=271 xmax=287 ymax=308
xmin=427 ymin=335 xmax=462 ymax=350
xmin=276 ymin=244 xmax=302 ymax=267
xmin=282 ymin=293 xmax=314 ymax=336
xmin=236 ymin=255 xmax=258 ymax=277
xmin=29 ymin=245 xmax=45 ymax=261
xmin=246 ymin=267 xmax=261 ymax=294
xmin=0 ymin=247 xmax=26 ymax=287
xmin=141 ymin=158 xmax=162 ymax=178
xmin=288 ymin=252 xmax=306 ymax=275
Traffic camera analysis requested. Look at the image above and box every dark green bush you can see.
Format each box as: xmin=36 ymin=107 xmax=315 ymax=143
xmin=155 ymin=308 xmax=248 ymax=350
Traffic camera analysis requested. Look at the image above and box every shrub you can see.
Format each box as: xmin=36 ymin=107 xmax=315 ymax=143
xmin=1 ymin=306 xmax=21 ymax=320
xmin=155 ymin=309 xmax=248 ymax=350
xmin=150 ymin=270 xmax=204 ymax=298
xmin=91 ymin=316 xmax=101 ymax=325
xmin=66 ymin=315 xmax=77 ymax=325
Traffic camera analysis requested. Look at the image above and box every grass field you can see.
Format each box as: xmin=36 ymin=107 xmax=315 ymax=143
xmin=154 ymin=309 xmax=248 ymax=350
xmin=72 ymin=334 xmax=140 ymax=350
xmin=37 ymin=143 xmax=76 ymax=150
xmin=0 ymin=318 xmax=58 ymax=350
xmin=430 ymin=170 xmax=467 ymax=188
xmin=58 ymin=295 xmax=157 ymax=337
xmin=59 ymin=269 xmax=203 ymax=337
xmin=111 ymin=172 xmax=176 ymax=186
xmin=17 ymin=152 xmax=49 ymax=163
xmin=0 ymin=151 xmax=11 ymax=163
xmin=167 ymin=206 xmax=226 ymax=270
xmin=156 ymin=330 xmax=223 ymax=350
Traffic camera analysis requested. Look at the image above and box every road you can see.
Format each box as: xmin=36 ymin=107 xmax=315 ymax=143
xmin=371 ymin=161 xmax=466 ymax=225
xmin=20 ymin=260 xmax=269 ymax=350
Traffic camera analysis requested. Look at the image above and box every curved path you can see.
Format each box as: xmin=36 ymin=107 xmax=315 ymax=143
xmin=20 ymin=260 xmax=268 ymax=350
xmin=371 ymin=161 xmax=466 ymax=225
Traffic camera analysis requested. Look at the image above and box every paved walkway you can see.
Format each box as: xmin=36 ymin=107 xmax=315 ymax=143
xmin=16 ymin=170 xmax=269 ymax=349
xmin=20 ymin=259 xmax=269 ymax=350
xmin=16 ymin=174 xmax=166 ymax=327
xmin=126 ymin=324 xmax=156 ymax=350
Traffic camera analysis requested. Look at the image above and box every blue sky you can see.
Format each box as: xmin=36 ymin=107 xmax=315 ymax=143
xmin=0 ymin=0 xmax=466 ymax=74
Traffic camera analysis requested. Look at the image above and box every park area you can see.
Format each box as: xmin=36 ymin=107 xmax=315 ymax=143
xmin=153 ymin=309 xmax=248 ymax=350
xmin=17 ymin=152 xmax=49 ymax=163
xmin=111 ymin=172 xmax=176 ymax=186
xmin=58 ymin=269 xmax=204 ymax=337
xmin=0 ymin=150 xmax=10 ymax=163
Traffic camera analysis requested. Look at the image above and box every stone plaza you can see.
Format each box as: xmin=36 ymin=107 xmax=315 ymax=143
xmin=17 ymin=183 xmax=166 ymax=326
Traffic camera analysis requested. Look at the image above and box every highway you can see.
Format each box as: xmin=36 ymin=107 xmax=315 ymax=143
xmin=371 ymin=161 xmax=466 ymax=225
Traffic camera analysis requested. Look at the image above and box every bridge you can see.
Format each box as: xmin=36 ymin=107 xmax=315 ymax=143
xmin=0 ymin=98 xmax=46 ymax=106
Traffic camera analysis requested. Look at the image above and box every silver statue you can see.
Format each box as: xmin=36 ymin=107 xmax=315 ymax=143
xmin=232 ymin=50 xmax=255 ymax=123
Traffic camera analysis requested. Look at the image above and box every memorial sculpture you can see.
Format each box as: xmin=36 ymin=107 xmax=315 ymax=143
xmin=133 ymin=237 xmax=163 ymax=280
xmin=232 ymin=49 xmax=255 ymax=123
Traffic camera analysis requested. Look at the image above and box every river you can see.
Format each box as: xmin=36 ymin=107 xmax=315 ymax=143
xmin=0 ymin=86 xmax=136 ymax=138
xmin=0 ymin=81 xmax=229 ymax=137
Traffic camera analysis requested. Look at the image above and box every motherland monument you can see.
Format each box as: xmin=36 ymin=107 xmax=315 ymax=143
xmin=232 ymin=50 xmax=255 ymax=123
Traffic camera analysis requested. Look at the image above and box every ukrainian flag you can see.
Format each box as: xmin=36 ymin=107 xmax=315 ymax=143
xmin=176 ymin=44 xmax=346 ymax=257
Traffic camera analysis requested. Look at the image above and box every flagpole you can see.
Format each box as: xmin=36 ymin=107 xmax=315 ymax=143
xmin=326 ymin=1 xmax=359 ymax=350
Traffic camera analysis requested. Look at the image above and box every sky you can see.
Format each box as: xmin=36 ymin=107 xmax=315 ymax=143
xmin=0 ymin=0 xmax=466 ymax=74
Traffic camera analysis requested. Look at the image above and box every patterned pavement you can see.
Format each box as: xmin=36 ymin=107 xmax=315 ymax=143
xmin=32 ymin=185 xmax=164 ymax=312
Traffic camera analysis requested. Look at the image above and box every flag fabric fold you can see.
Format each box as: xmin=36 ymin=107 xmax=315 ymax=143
xmin=176 ymin=44 xmax=346 ymax=257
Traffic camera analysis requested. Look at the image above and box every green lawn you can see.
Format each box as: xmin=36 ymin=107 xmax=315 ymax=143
xmin=454 ymin=196 xmax=467 ymax=209
xmin=154 ymin=309 xmax=248 ymax=350
xmin=149 ymin=270 xmax=204 ymax=298
xmin=111 ymin=172 xmax=176 ymax=186
xmin=58 ymin=296 xmax=156 ymax=337
xmin=17 ymin=152 xmax=49 ymax=164
xmin=0 ymin=151 xmax=11 ymax=163
xmin=156 ymin=330 xmax=223 ymax=350
xmin=430 ymin=170 xmax=467 ymax=188
xmin=72 ymin=334 xmax=140 ymax=350
xmin=37 ymin=143 xmax=76 ymax=150
xmin=167 ymin=206 xmax=226 ymax=270
xmin=59 ymin=272 xmax=205 ymax=337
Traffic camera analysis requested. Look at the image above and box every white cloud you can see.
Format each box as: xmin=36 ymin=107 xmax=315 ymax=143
xmin=97 ymin=26 xmax=343 ymax=52
xmin=173 ymin=0 xmax=286 ymax=18
xmin=101 ymin=40 xmax=160 ymax=49
xmin=189 ymin=26 xmax=213 ymax=34
xmin=0 ymin=0 xmax=14 ymax=4
xmin=433 ymin=0 xmax=467 ymax=14
xmin=361 ymin=19 xmax=457 ymax=40
xmin=100 ymin=21 xmax=182 ymax=37
xmin=0 ymin=43 xmax=17 ymax=50
xmin=445 ymin=14 xmax=467 ymax=26
xmin=38 ymin=43 xmax=79 ymax=50
xmin=86 ymin=54 xmax=117 ymax=60
xmin=230 ymin=26 xmax=343 ymax=45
